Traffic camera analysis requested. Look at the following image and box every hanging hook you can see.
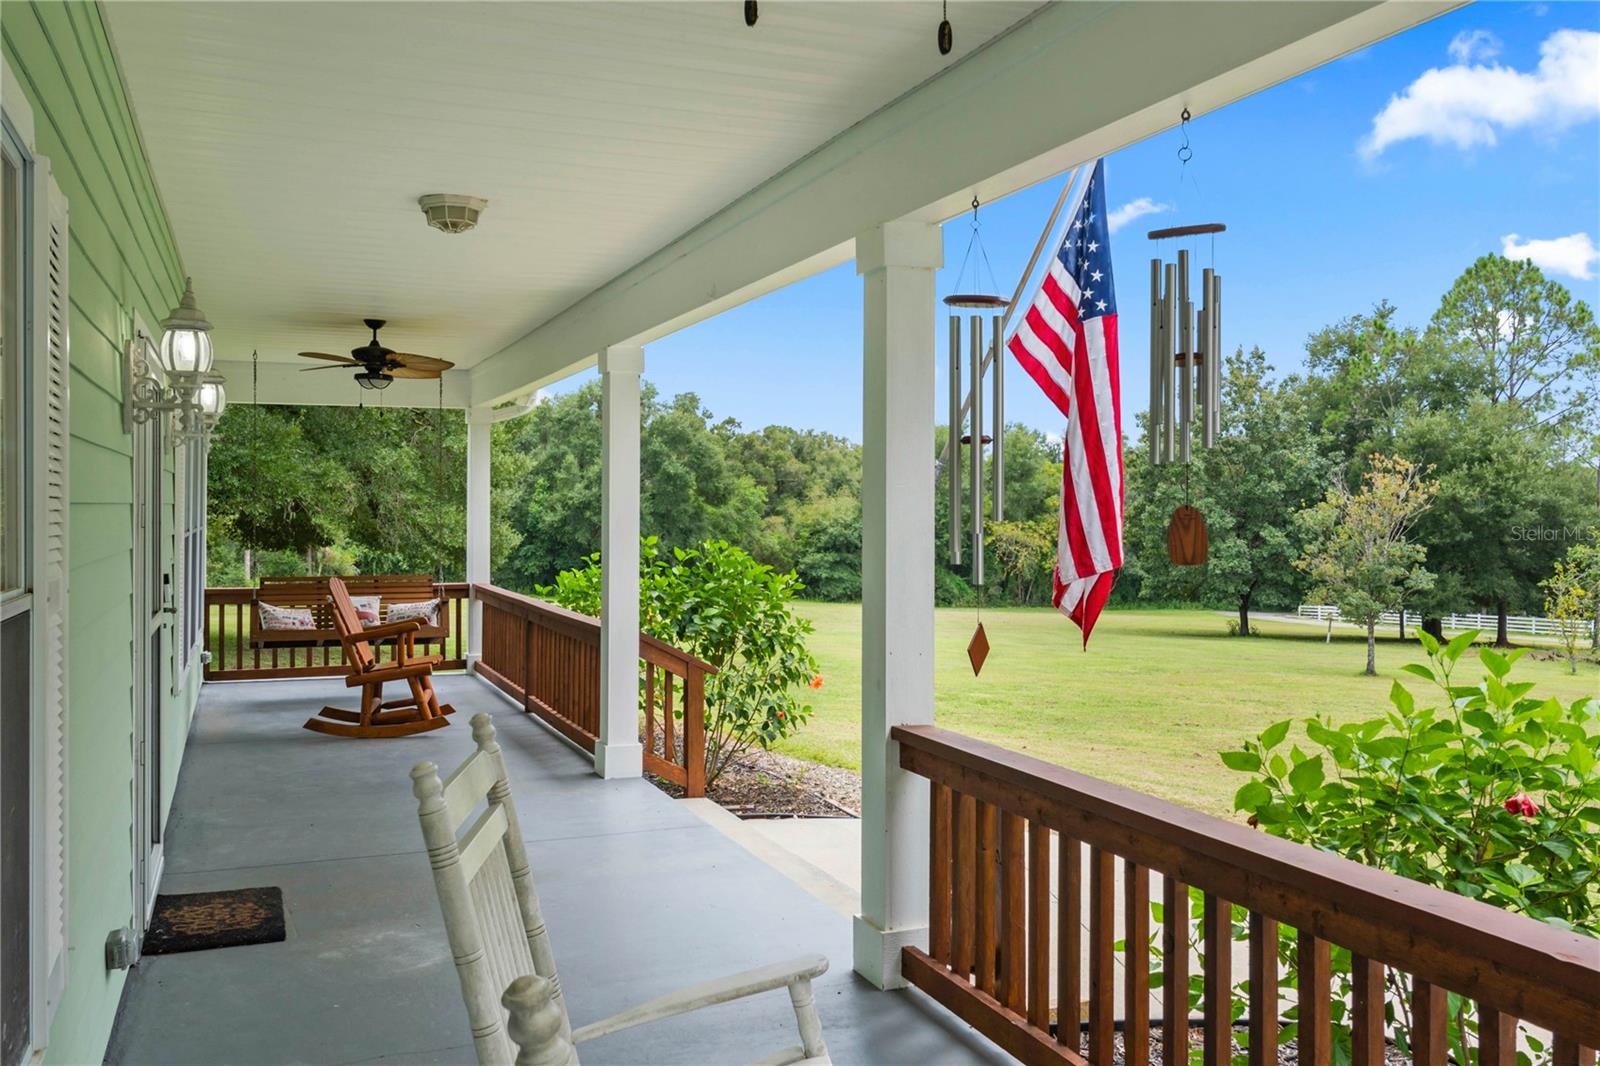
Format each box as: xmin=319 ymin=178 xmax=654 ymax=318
xmin=971 ymin=195 xmax=981 ymax=228
xmin=1177 ymin=107 xmax=1193 ymax=165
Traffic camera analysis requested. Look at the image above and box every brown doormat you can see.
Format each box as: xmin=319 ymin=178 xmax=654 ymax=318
xmin=143 ymin=887 xmax=286 ymax=955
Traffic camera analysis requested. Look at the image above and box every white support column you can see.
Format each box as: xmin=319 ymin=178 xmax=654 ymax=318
xmin=594 ymin=344 xmax=645 ymax=780
xmin=853 ymin=219 xmax=941 ymax=989
xmin=464 ymin=408 xmax=493 ymax=672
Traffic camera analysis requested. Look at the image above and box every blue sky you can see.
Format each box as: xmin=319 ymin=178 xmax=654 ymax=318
xmin=551 ymin=2 xmax=1600 ymax=443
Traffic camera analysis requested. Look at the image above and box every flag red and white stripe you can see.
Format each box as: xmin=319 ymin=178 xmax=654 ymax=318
xmin=1007 ymin=159 xmax=1124 ymax=646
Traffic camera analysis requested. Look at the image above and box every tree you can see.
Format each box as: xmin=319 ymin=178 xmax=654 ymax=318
xmin=1124 ymin=348 xmax=1329 ymax=634
xmin=1543 ymin=530 xmax=1600 ymax=673
xmin=1296 ymin=454 xmax=1437 ymax=675
xmin=1395 ymin=401 xmax=1597 ymax=644
xmin=985 ymin=517 xmax=1055 ymax=606
xmin=1430 ymin=254 xmax=1600 ymax=430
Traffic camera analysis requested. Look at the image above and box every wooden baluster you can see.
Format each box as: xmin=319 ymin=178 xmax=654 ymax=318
xmin=238 ymin=603 xmax=249 ymax=670
xmin=1162 ymin=877 xmax=1190 ymax=1066
xmin=1087 ymin=846 xmax=1114 ymax=1064
xmin=952 ymin=792 xmax=977 ymax=981
xmin=683 ymin=667 xmax=705 ymax=798
xmin=1478 ymin=1005 xmax=1515 ymax=1066
xmin=1124 ymin=860 xmax=1150 ymax=1066
xmin=1057 ymin=836 xmax=1082 ymax=1053
xmin=217 ymin=600 xmax=227 ymax=675
xmin=1351 ymin=955 xmax=1385 ymax=1066
xmin=644 ymin=663 xmax=657 ymax=759
xmin=999 ymin=811 xmax=1026 ymax=1012
xmin=1026 ymin=821 xmax=1050 ymax=1030
xmin=1247 ymin=913 xmax=1278 ymax=1066
xmin=1411 ymin=977 xmax=1447 ymax=1066
xmin=1554 ymin=1035 xmax=1598 ymax=1066
xmin=929 ymin=783 xmax=953 ymax=965
xmin=663 ymin=670 xmax=676 ymax=762
xmin=1298 ymin=933 xmax=1331 ymax=1066
xmin=1202 ymin=893 xmax=1232 ymax=1066
xmin=975 ymin=802 xmax=999 ymax=997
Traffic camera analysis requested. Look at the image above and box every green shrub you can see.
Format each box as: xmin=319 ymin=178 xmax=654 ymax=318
xmin=1200 ymin=632 xmax=1599 ymax=1062
xmin=541 ymin=538 xmax=820 ymax=788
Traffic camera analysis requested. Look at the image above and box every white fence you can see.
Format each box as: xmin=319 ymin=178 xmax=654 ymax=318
xmin=1296 ymin=604 xmax=1576 ymax=639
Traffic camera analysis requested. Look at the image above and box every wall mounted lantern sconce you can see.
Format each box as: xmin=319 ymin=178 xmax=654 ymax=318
xmin=124 ymin=277 xmax=226 ymax=445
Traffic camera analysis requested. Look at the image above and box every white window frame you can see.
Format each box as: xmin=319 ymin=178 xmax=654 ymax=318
xmin=174 ymin=435 xmax=205 ymax=683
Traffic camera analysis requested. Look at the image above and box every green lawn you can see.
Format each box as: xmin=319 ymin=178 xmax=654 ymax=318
xmin=776 ymin=603 xmax=1600 ymax=818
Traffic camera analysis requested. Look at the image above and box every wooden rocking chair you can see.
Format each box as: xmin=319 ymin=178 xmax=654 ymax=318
xmin=303 ymin=577 xmax=456 ymax=739
xmin=412 ymin=715 xmax=831 ymax=1066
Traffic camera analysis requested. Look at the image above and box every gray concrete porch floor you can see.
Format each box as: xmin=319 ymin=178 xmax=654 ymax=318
xmin=105 ymin=674 xmax=1008 ymax=1066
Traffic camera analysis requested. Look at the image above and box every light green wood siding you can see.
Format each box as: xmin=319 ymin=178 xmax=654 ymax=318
xmin=2 ymin=3 xmax=194 ymax=1062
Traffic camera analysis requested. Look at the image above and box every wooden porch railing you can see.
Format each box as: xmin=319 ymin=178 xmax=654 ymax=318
xmin=203 ymin=583 xmax=468 ymax=680
xmin=893 ymin=724 xmax=1600 ymax=1066
xmin=474 ymin=583 xmax=713 ymax=797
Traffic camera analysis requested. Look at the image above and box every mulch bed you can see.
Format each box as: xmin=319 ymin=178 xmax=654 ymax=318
xmin=1106 ymin=1026 xmax=1409 ymax=1065
xmin=650 ymin=742 xmax=861 ymax=818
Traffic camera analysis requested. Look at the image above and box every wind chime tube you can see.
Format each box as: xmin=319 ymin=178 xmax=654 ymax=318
xmin=990 ymin=313 xmax=1004 ymax=520
xmin=1162 ymin=262 xmax=1176 ymax=465
xmin=1178 ymin=249 xmax=1192 ymax=465
xmin=969 ymin=314 xmax=985 ymax=587
xmin=1148 ymin=258 xmax=1162 ymax=465
xmin=1210 ymin=272 xmax=1223 ymax=441
xmin=1200 ymin=267 xmax=1215 ymax=448
xmin=948 ymin=314 xmax=962 ymax=565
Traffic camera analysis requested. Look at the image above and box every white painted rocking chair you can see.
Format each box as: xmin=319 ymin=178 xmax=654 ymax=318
xmin=412 ymin=713 xmax=831 ymax=1066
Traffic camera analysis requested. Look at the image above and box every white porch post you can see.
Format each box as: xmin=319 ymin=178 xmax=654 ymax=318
xmin=853 ymin=218 xmax=941 ymax=989
xmin=595 ymin=344 xmax=645 ymax=779
xmin=464 ymin=408 xmax=493 ymax=671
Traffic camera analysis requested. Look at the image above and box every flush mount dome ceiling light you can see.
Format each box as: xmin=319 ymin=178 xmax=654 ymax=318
xmin=418 ymin=194 xmax=488 ymax=234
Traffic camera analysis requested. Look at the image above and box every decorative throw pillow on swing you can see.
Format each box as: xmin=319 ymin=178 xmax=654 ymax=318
xmin=349 ymin=595 xmax=381 ymax=625
xmin=387 ymin=599 xmax=440 ymax=627
xmin=258 ymin=602 xmax=316 ymax=630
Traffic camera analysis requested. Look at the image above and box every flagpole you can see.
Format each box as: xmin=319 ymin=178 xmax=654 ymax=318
xmin=938 ymin=163 xmax=1084 ymax=468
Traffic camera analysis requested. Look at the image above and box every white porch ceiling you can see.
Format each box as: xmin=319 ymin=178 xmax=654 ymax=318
xmin=105 ymin=1 xmax=1044 ymax=376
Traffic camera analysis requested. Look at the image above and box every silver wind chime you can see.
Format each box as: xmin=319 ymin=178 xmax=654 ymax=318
xmin=1147 ymin=222 xmax=1224 ymax=467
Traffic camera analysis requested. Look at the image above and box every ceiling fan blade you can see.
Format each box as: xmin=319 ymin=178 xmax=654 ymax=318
xmin=300 ymin=363 xmax=357 ymax=372
xmin=387 ymin=366 xmax=443 ymax=380
xmin=297 ymin=351 xmax=360 ymax=364
xmin=390 ymin=353 xmax=454 ymax=372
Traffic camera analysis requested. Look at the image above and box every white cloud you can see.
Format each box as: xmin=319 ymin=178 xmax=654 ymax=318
xmin=1360 ymin=28 xmax=1600 ymax=159
xmin=1447 ymin=29 xmax=1502 ymax=64
xmin=1106 ymin=197 xmax=1171 ymax=234
xmin=1501 ymin=231 xmax=1600 ymax=281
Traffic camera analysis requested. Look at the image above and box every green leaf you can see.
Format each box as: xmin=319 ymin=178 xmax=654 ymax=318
xmin=1221 ymin=750 xmax=1262 ymax=773
xmin=1417 ymin=629 xmax=1440 ymax=656
xmin=1287 ymin=757 xmax=1325 ymax=794
xmin=1442 ymin=630 xmax=1477 ymax=663
xmin=1389 ymin=681 xmax=1415 ymax=716
xmin=1568 ymin=742 xmax=1595 ymax=777
xmin=1400 ymin=663 xmax=1436 ymax=682
xmin=1261 ymin=719 xmax=1292 ymax=750
xmin=1503 ymin=863 xmax=1543 ymax=888
xmin=1479 ymin=647 xmax=1512 ymax=679
xmin=1234 ymin=781 xmax=1273 ymax=811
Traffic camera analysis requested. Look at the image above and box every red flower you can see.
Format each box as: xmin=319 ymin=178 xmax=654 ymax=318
xmin=810 ymin=675 xmax=824 ymax=690
xmin=776 ymin=710 xmax=786 ymax=720
xmin=1504 ymin=792 xmax=1538 ymax=819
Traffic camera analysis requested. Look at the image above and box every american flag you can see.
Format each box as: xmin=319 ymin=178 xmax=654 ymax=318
xmin=1007 ymin=159 xmax=1124 ymax=646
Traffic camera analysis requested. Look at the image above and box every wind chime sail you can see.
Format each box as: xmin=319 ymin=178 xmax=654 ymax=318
xmin=1007 ymin=159 xmax=1125 ymax=647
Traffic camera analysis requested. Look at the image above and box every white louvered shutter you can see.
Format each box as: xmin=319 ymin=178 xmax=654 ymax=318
xmin=31 ymin=166 xmax=70 ymax=1025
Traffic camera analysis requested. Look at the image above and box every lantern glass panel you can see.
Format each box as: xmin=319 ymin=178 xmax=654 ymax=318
xmin=160 ymin=326 xmax=212 ymax=375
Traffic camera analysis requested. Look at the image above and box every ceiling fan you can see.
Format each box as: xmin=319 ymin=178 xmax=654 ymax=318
xmin=296 ymin=318 xmax=453 ymax=390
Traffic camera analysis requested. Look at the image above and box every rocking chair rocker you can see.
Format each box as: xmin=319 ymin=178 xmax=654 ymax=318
xmin=303 ymin=576 xmax=456 ymax=739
